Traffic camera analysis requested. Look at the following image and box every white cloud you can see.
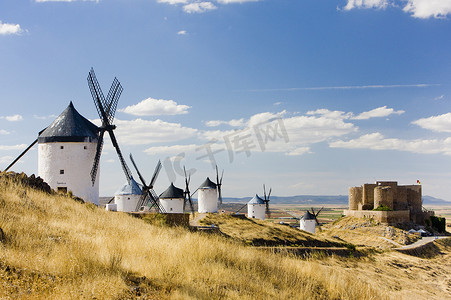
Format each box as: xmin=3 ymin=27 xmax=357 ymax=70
xmin=248 ymin=83 xmax=439 ymax=92
xmin=183 ymin=2 xmax=217 ymax=13
xmin=119 ymin=98 xmax=190 ymax=116
xmin=205 ymin=118 xmax=245 ymax=127
xmin=158 ymin=0 xmax=258 ymax=13
xmin=403 ymin=0 xmax=451 ymax=19
xmin=33 ymin=114 xmax=57 ymax=120
xmin=0 ymin=130 xmax=10 ymax=135
xmin=113 ymin=118 xmax=197 ymax=145
xmin=0 ymin=156 xmax=13 ymax=164
xmin=158 ymin=0 xmax=188 ymax=4
xmin=0 ymin=114 xmax=23 ymax=122
xmin=343 ymin=0 xmax=389 ymax=10
xmin=433 ymin=95 xmax=445 ymax=101
xmin=330 ymin=132 xmax=451 ymax=155
xmin=412 ymin=113 xmax=451 ymax=133
xmin=36 ymin=0 xmax=98 ymax=2
xmin=343 ymin=0 xmax=451 ymax=19
xmin=200 ymin=109 xmax=356 ymax=156
xmin=177 ymin=30 xmax=187 ymax=35
xmin=144 ymin=144 xmax=198 ymax=156
xmin=0 ymin=20 xmax=23 ymax=35
xmin=0 ymin=144 xmax=28 ymax=151
xmin=217 ymin=0 xmax=259 ymax=3
xmin=351 ymin=106 xmax=405 ymax=120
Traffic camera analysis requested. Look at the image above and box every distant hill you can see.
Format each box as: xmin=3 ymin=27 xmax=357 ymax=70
xmin=222 ymin=195 xmax=348 ymax=204
xmin=222 ymin=195 xmax=451 ymax=205
xmin=422 ymin=195 xmax=451 ymax=205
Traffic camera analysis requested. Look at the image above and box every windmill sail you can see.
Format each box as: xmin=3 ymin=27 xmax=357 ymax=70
xmin=87 ymin=68 xmax=131 ymax=185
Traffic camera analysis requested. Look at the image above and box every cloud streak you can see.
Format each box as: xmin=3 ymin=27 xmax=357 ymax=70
xmin=330 ymin=132 xmax=451 ymax=155
xmin=247 ymin=83 xmax=440 ymax=92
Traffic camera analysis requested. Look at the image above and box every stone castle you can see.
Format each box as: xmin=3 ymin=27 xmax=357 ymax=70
xmin=344 ymin=181 xmax=434 ymax=225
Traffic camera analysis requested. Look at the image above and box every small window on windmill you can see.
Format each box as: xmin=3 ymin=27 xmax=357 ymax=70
xmin=170 ymin=208 xmax=173 ymax=211
xmin=60 ymin=170 xmax=64 ymax=175
xmin=84 ymin=146 xmax=87 ymax=150
xmin=60 ymin=146 xmax=64 ymax=149
xmin=128 ymin=197 xmax=130 ymax=200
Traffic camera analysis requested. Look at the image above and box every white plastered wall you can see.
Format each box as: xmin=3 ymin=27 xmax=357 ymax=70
xmin=300 ymin=219 xmax=316 ymax=234
xmin=198 ymin=188 xmax=218 ymax=213
xmin=247 ymin=203 xmax=266 ymax=220
xmin=38 ymin=142 xmax=99 ymax=205
xmin=114 ymin=194 xmax=141 ymax=212
xmin=160 ymin=198 xmax=184 ymax=213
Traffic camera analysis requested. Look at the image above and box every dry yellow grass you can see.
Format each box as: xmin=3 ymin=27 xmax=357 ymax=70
xmin=322 ymin=217 xmax=421 ymax=249
xmin=0 ymin=175 xmax=449 ymax=299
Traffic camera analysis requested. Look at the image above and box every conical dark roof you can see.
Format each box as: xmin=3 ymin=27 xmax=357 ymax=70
xmin=248 ymin=194 xmax=265 ymax=204
xmin=199 ymin=177 xmax=217 ymax=189
xmin=302 ymin=211 xmax=316 ymax=220
xmin=38 ymin=102 xmax=99 ymax=143
xmin=160 ymin=183 xmax=184 ymax=199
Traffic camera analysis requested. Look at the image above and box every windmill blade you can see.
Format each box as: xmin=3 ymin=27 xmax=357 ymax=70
xmin=105 ymin=77 xmax=123 ymax=124
xmin=87 ymin=68 xmax=108 ymax=122
xmin=4 ymin=139 xmax=38 ymax=172
xmin=265 ymin=201 xmax=271 ymax=218
xmin=315 ymin=207 xmax=324 ymax=218
xmin=135 ymin=190 xmax=148 ymax=211
xmin=215 ymin=165 xmax=223 ymax=204
xmin=267 ymin=188 xmax=272 ymax=200
xmin=149 ymin=160 xmax=162 ymax=188
xmin=263 ymin=184 xmax=267 ymax=200
xmin=235 ymin=203 xmax=247 ymax=214
xmin=129 ymin=153 xmax=147 ymax=187
xmin=107 ymin=129 xmax=132 ymax=183
xmin=90 ymin=130 xmax=105 ymax=185
xmin=190 ymin=187 xmax=199 ymax=198
xmin=183 ymin=166 xmax=195 ymax=215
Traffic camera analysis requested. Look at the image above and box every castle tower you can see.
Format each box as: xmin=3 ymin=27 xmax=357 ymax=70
xmin=38 ymin=102 xmax=100 ymax=204
xmin=247 ymin=194 xmax=266 ymax=220
xmin=159 ymin=183 xmax=185 ymax=214
xmin=197 ymin=177 xmax=218 ymax=213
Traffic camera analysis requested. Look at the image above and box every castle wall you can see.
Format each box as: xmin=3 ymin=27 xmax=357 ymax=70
xmin=374 ymin=186 xmax=394 ymax=210
xmin=343 ymin=210 xmax=410 ymax=224
xmin=348 ymin=186 xmax=362 ymax=210
xmin=395 ymin=186 xmax=408 ymax=210
xmin=361 ymin=184 xmax=376 ymax=210
xmin=405 ymin=185 xmax=422 ymax=214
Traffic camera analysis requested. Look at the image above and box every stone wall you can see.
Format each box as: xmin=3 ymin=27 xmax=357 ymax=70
xmin=343 ymin=210 xmax=410 ymax=224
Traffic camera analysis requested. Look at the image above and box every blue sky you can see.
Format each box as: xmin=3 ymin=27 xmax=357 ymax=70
xmin=1 ymin=0 xmax=451 ymax=200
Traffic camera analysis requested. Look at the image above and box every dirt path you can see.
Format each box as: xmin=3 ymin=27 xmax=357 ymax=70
xmin=396 ymin=236 xmax=449 ymax=250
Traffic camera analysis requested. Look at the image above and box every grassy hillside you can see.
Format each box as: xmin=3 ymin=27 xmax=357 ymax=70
xmin=322 ymin=217 xmax=422 ymax=249
xmin=199 ymin=213 xmax=345 ymax=247
xmin=0 ymin=173 xmax=450 ymax=299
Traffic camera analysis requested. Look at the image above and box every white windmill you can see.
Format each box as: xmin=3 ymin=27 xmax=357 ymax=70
xmin=195 ymin=166 xmax=224 ymax=213
xmin=37 ymin=102 xmax=100 ymax=204
xmin=113 ymin=177 xmax=142 ymax=212
xmin=4 ymin=101 xmax=100 ymax=204
xmin=159 ymin=183 xmax=185 ymax=214
xmin=247 ymin=185 xmax=271 ymax=220
xmin=299 ymin=208 xmax=323 ymax=234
